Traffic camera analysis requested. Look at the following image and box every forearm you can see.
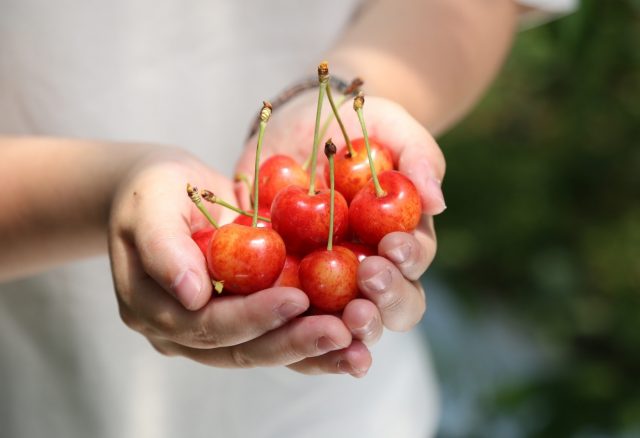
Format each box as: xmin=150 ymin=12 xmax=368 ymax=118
xmin=0 ymin=137 xmax=152 ymax=280
xmin=328 ymin=0 xmax=519 ymax=136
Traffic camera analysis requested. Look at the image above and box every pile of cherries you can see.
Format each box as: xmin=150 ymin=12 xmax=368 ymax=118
xmin=188 ymin=62 xmax=421 ymax=313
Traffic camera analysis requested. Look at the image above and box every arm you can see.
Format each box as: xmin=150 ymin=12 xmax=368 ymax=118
xmin=0 ymin=137 xmax=152 ymax=281
xmin=329 ymin=0 xmax=519 ymax=135
xmin=235 ymin=0 xmax=520 ymax=373
xmin=0 ymin=136 xmax=360 ymax=375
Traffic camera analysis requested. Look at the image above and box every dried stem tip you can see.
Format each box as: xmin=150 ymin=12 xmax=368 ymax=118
xmin=260 ymin=101 xmax=272 ymax=123
xmin=318 ymin=61 xmax=329 ymax=83
xmin=344 ymin=77 xmax=364 ymax=95
xmin=201 ymin=189 xmax=216 ymax=203
xmin=353 ymin=92 xmax=365 ymax=111
xmin=324 ymin=138 xmax=337 ymax=158
xmin=187 ymin=183 xmax=201 ymax=203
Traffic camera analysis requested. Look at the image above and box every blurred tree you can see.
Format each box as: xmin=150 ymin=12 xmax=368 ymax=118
xmin=435 ymin=0 xmax=640 ymax=435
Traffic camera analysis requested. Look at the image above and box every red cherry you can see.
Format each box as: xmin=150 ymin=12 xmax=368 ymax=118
xmin=324 ymin=137 xmax=394 ymax=203
xmin=207 ymin=223 xmax=286 ymax=295
xmin=232 ymin=208 xmax=272 ymax=228
xmin=349 ymin=170 xmax=421 ymax=246
xmin=337 ymin=241 xmax=376 ymax=263
xmin=270 ymin=186 xmax=349 ymax=256
xmin=273 ymin=254 xmax=301 ymax=288
xmin=257 ymin=155 xmax=309 ymax=209
xmin=299 ymin=246 xmax=359 ymax=313
xmin=191 ymin=227 xmax=216 ymax=256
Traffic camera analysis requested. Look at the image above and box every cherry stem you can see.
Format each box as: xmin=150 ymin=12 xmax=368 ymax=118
xmin=325 ymin=139 xmax=337 ymax=251
xmin=354 ymin=92 xmax=385 ymax=197
xmin=253 ymin=101 xmax=272 ymax=227
xmin=234 ymin=172 xmax=253 ymax=209
xmin=186 ymin=183 xmax=219 ymax=229
xmin=201 ymin=190 xmax=271 ymax=222
xmin=304 ymin=77 xmax=363 ymax=170
xmin=308 ymin=62 xmax=329 ymax=195
xmin=326 ymin=82 xmax=353 ymax=157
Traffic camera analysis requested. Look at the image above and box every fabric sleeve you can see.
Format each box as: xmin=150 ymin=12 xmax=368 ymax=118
xmin=516 ymin=0 xmax=579 ymax=28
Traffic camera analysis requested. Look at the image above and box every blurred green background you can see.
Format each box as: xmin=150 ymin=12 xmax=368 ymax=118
xmin=423 ymin=0 xmax=640 ymax=436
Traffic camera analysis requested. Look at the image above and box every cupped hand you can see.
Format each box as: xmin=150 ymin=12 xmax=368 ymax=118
xmin=236 ymin=91 xmax=446 ymax=375
xmin=108 ymin=148 xmax=356 ymax=372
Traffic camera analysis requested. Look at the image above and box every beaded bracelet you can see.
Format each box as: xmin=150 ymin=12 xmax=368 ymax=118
xmin=247 ymin=76 xmax=363 ymax=139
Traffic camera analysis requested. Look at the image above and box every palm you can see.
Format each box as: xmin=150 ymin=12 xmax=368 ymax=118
xmin=235 ymin=91 xmax=444 ymax=210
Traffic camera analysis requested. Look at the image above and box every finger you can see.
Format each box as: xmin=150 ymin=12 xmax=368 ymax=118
xmin=155 ymin=315 xmax=352 ymax=368
xmin=341 ymin=299 xmax=383 ymax=346
xmin=357 ymin=256 xmax=427 ymax=332
xmin=377 ymin=219 xmax=437 ymax=281
xmin=114 ymin=174 xmax=213 ymax=310
xmin=112 ymin=234 xmax=310 ymax=348
xmin=325 ymin=96 xmax=446 ymax=215
xmin=137 ymin=283 xmax=309 ymax=350
xmin=398 ymin=144 xmax=446 ymax=216
xmin=287 ymin=340 xmax=372 ymax=378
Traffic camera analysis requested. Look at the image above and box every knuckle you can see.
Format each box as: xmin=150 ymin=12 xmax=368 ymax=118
xmin=118 ymin=306 xmax=144 ymax=333
xmin=188 ymin=323 xmax=223 ymax=349
xmin=229 ymin=346 xmax=255 ymax=369
xmin=378 ymin=290 xmax=408 ymax=317
xmin=147 ymin=311 xmax=177 ymax=335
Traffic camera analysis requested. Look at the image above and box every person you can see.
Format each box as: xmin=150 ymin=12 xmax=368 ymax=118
xmin=0 ymin=0 xmax=576 ymax=437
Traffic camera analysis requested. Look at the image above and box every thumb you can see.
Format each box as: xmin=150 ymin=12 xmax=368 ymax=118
xmin=134 ymin=199 xmax=213 ymax=311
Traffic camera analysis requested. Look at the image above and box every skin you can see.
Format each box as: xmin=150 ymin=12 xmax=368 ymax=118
xmin=236 ymin=0 xmax=519 ymax=375
xmin=1 ymin=0 xmax=520 ymax=378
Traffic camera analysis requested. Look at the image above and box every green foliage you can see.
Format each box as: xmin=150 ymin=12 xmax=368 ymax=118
xmin=435 ymin=0 xmax=640 ymax=435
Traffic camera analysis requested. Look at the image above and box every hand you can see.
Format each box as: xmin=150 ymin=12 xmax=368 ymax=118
xmin=108 ymin=148 xmax=355 ymax=371
xmin=236 ymin=91 xmax=446 ymax=375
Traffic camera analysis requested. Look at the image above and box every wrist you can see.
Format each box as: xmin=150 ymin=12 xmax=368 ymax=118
xmin=246 ymin=73 xmax=362 ymax=139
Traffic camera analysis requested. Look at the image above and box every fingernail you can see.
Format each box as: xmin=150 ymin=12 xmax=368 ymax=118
xmin=276 ymin=302 xmax=305 ymax=320
xmin=426 ymin=177 xmax=446 ymax=215
xmin=363 ymin=268 xmax=391 ymax=293
xmin=386 ymin=243 xmax=412 ymax=265
xmin=172 ymin=269 xmax=203 ymax=310
xmin=316 ymin=336 xmax=340 ymax=354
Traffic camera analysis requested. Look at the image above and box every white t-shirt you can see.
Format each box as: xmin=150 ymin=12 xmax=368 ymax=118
xmin=0 ymin=1 xmax=576 ymax=437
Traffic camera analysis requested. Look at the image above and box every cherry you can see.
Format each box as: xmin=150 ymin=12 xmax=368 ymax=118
xmin=324 ymin=137 xmax=394 ymax=203
xmin=337 ymin=241 xmax=376 ymax=263
xmin=349 ymin=170 xmax=421 ymax=246
xmin=232 ymin=208 xmax=272 ymax=228
xmin=207 ymin=223 xmax=285 ymax=294
xmin=299 ymin=140 xmax=359 ymax=313
xmin=201 ymin=102 xmax=286 ymax=294
xmin=271 ymin=62 xmax=349 ymax=256
xmin=271 ymin=186 xmax=348 ymax=256
xmin=191 ymin=227 xmax=216 ymax=256
xmin=318 ymin=65 xmax=393 ymax=204
xmin=348 ymin=93 xmax=422 ymax=246
xmin=299 ymin=246 xmax=358 ymax=313
xmin=257 ymin=155 xmax=309 ymax=209
xmin=273 ymin=254 xmax=301 ymax=288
